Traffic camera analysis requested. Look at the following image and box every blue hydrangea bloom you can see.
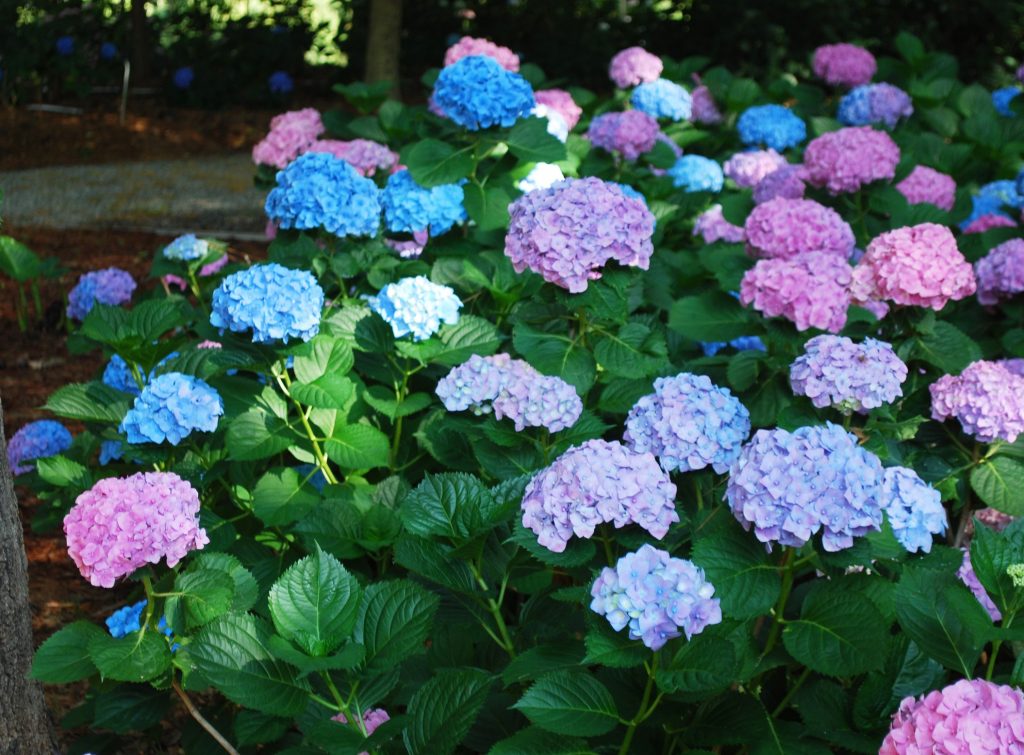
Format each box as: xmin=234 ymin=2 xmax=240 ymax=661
xmin=106 ymin=600 xmax=178 ymax=650
xmin=7 ymin=420 xmax=73 ymax=475
xmin=837 ymin=83 xmax=913 ymax=128
xmin=701 ymin=336 xmax=767 ymax=356
xmin=55 ymin=36 xmax=74 ymax=56
xmin=67 ymin=267 xmax=136 ymax=321
xmin=667 ymin=155 xmax=724 ymax=192
xmin=99 ymin=440 xmax=123 ymax=465
xmin=163 ymin=233 xmax=208 ymax=261
xmin=211 ymin=263 xmax=324 ymax=344
xmin=120 ymin=372 xmax=224 ymax=445
xmin=737 ymin=104 xmax=807 ymax=151
xmin=173 ymin=66 xmax=194 ymax=89
xmin=432 ymin=55 xmax=535 ymax=130
xmin=381 ymin=170 xmax=467 ymax=237
xmin=630 ymin=78 xmax=693 ymax=121
xmin=366 ymin=276 xmax=462 ymax=341
xmin=590 ymin=544 xmax=722 ymax=650
xmin=1017 ymin=168 xmax=1024 ymax=200
xmin=959 ymin=195 xmax=1013 ymax=230
xmin=265 ymin=152 xmax=381 ymax=238
xmin=268 ymin=70 xmax=294 ymax=94
xmin=99 ymin=42 xmax=118 ymax=60
xmin=882 ymin=466 xmax=947 ymax=553
xmin=993 ymin=86 xmax=1021 ymax=117
xmin=103 ymin=355 xmax=143 ymax=396
xmin=978 ymin=179 xmax=1024 ymax=209
xmin=612 ymin=182 xmax=647 ymax=205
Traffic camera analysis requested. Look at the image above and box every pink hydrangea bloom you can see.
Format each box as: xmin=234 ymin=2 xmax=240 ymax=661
xmin=896 ymin=166 xmax=956 ymax=211
xmin=586 ymin=110 xmax=660 ymax=160
xmin=690 ymin=84 xmax=723 ymax=124
xmin=444 ymin=36 xmax=520 ymax=71
xmin=609 ymin=46 xmax=663 ymax=88
xmin=851 ymin=223 xmax=975 ymax=310
xmin=739 ymin=251 xmax=852 ymax=332
xmin=723 ymin=149 xmax=788 ymax=188
xmin=930 ymin=360 xmax=1024 ymax=443
xmin=753 ymin=164 xmax=807 ymax=204
xmin=307 ymin=139 xmax=398 ymax=176
xmin=64 ymin=472 xmax=208 ymax=588
xmin=333 ymin=708 xmax=390 ymax=754
xmin=694 ymin=204 xmax=746 ymax=244
xmin=803 ymin=126 xmax=899 ymax=194
xmin=251 ymin=108 xmax=325 ymax=168
xmin=744 ymin=198 xmax=855 ymax=260
xmin=534 ymin=89 xmax=582 ymax=130
xmin=196 ymin=340 xmax=222 ymax=349
xmin=964 ymin=213 xmax=1017 ymax=234
xmin=975 ymin=239 xmax=1024 ymax=305
xmin=812 ymin=43 xmax=877 ymax=87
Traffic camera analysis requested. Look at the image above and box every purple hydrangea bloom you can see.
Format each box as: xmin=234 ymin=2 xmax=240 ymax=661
xmin=753 ymin=164 xmax=807 ymax=204
xmin=838 ymin=83 xmax=913 ymax=128
xmin=975 ymin=239 xmax=1024 ymax=306
xmin=667 ymin=155 xmax=724 ymax=192
xmin=693 ymin=204 xmax=745 ymax=244
xmin=7 ymin=420 xmax=72 ymax=475
xmin=725 ymin=423 xmax=885 ymax=551
xmin=723 ymin=149 xmax=788 ymax=188
xmin=630 ymin=78 xmax=693 ymax=121
xmin=812 ymin=43 xmax=876 ymax=87
xmin=67 ymin=267 xmax=136 ymax=321
xmin=930 ymin=360 xmax=1024 ymax=443
xmin=590 ymin=544 xmax=722 ymax=650
xmin=624 ymin=373 xmax=751 ymax=474
xmin=119 ymin=372 xmax=224 ymax=445
xmin=504 ymin=178 xmax=655 ymax=293
xmin=307 ymin=139 xmax=398 ymax=177
xmin=803 ymin=126 xmax=900 ymax=194
xmin=744 ymin=198 xmax=854 ymax=260
xmin=881 ymin=466 xmax=946 ymax=553
xmin=586 ymin=110 xmax=660 ymax=160
xmin=736 ymin=105 xmax=806 ymax=151
xmin=211 ymin=263 xmax=324 ymax=344
xmin=690 ymin=84 xmax=723 ymax=124
xmin=432 ymin=55 xmax=535 ymax=130
xmin=958 ymin=549 xmax=1001 ymax=621
xmin=789 ymin=335 xmax=907 ymax=413
xmin=608 ymin=47 xmax=663 ymax=88
xmin=366 ymin=276 xmax=462 ymax=341
xmin=521 ymin=439 xmax=678 ymax=553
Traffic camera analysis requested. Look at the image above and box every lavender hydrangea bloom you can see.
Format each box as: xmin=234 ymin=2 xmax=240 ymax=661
xmin=590 ymin=544 xmax=722 ymax=650
xmin=691 ymin=85 xmax=723 ymax=124
xmin=163 ymin=233 xmax=209 ymax=261
xmin=753 ymin=164 xmax=807 ymax=204
xmin=381 ymin=170 xmax=466 ymax=237
xmin=667 ymin=155 xmax=724 ymax=192
xmin=930 ymin=360 xmax=1024 ymax=443
xmin=694 ymin=204 xmax=745 ymax=244
xmin=120 ymin=373 xmax=224 ymax=445
xmin=976 ymin=239 xmax=1024 ymax=306
xmin=789 ymin=335 xmax=907 ymax=413
xmin=958 ymin=549 xmax=1001 ymax=621
xmin=265 ymin=152 xmax=381 ymax=238
xmin=67 ymin=268 xmax=136 ymax=321
xmin=586 ymin=110 xmax=661 ymax=160
xmin=744 ymin=198 xmax=854 ymax=260
xmin=625 ymin=373 xmax=751 ymax=474
xmin=725 ymin=423 xmax=885 ymax=551
xmin=737 ymin=105 xmax=806 ymax=151
xmin=432 ymin=55 xmax=535 ymax=130
xmin=630 ymin=79 xmax=693 ymax=121
xmin=366 ymin=276 xmax=462 ymax=341
xmin=521 ymin=439 xmax=678 ymax=553
xmin=7 ymin=420 xmax=72 ymax=475
xmin=723 ymin=149 xmax=787 ymax=188
xmin=881 ymin=466 xmax=946 ymax=553
xmin=838 ymin=83 xmax=913 ymax=128
xmin=608 ymin=47 xmax=663 ymax=88
xmin=701 ymin=336 xmax=767 ymax=356
xmin=211 ymin=263 xmax=324 ymax=343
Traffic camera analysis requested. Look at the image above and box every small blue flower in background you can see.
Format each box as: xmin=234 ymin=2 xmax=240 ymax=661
xmin=838 ymin=83 xmax=913 ymax=128
xmin=7 ymin=420 xmax=73 ymax=475
xmin=993 ymin=86 xmax=1021 ymax=117
xmin=268 ymin=70 xmax=294 ymax=95
xmin=882 ymin=466 xmax=947 ymax=553
xmin=978 ymin=179 xmax=1024 ymax=209
xmin=211 ymin=263 xmax=324 ymax=344
xmin=163 ymin=233 xmax=208 ymax=261
xmin=120 ymin=372 xmax=223 ymax=445
xmin=106 ymin=600 xmax=178 ymax=650
xmin=667 ymin=155 xmax=723 ymax=192
xmin=296 ymin=464 xmax=328 ymax=492
xmin=99 ymin=440 xmax=123 ymax=465
xmin=67 ymin=267 xmax=136 ymax=321
xmin=701 ymin=336 xmax=767 ymax=356
xmin=173 ymin=66 xmax=194 ymax=90
xmin=103 ymin=355 xmax=143 ymax=396
xmin=55 ymin=36 xmax=74 ymax=56
xmin=366 ymin=276 xmax=462 ymax=341
xmin=737 ymin=104 xmax=807 ymax=151
xmin=630 ymin=78 xmax=693 ymax=121
xmin=99 ymin=42 xmax=118 ymax=61
xmin=381 ymin=170 xmax=466 ymax=237
xmin=432 ymin=55 xmax=535 ymax=131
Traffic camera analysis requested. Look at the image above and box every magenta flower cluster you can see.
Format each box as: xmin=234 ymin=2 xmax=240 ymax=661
xmin=740 ymin=252 xmax=852 ymax=333
xmin=895 ymin=165 xmax=956 ymax=211
xmin=586 ymin=110 xmax=660 ymax=160
xmin=694 ymin=204 xmax=746 ymax=244
xmin=803 ymin=126 xmax=900 ymax=194
xmin=521 ymin=439 xmax=678 ymax=553
xmin=534 ymin=88 xmax=582 ymax=131
xmin=930 ymin=360 xmax=1024 ymax=443
xmin=444 ymin=36 xmax=519 ymax=71
xmin=744 ymin=198 xmax=854 ymax=260
xmin=975 ymin=239 xmax=1024 ymax=306
xmin=608 ymin=46 xmax=662 ymax=88
xmin=789 ymin=334 xmax=907 ymax=413
xmin=723 ymin=149 xmax=787 ymax=189
xmin=753 ymin=164 xmax=807 ymax=204
xmin=812 ymin=43 xmax=877 ymax=87
xmin=251 ymin=108 xmax=324 ymax=169
xmin=64 ymin=472 xmax=209 ymax=588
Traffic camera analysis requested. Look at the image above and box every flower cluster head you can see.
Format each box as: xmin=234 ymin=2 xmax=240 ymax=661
xmin=850 ymin=223 xmax=975 ymax=310
xmin=608 ymin=46 xmax=663 ymax=88
xmin=964 ymin=212 xmax=1017 ymax=235
xmin=726 ymin=423 xmax=884 ymax=551
xmin=753 ymin=164 xmax=807 ymax=204
xmin=812 ymin=43 xmax=877 ymax=87
xmin=590 ymin=545 xmax=721 ymax=650
xmin=881 ymin=466 xmax=946 ymax=553
xmin=694 ymin=204 xmax=746 ymax=244
xmin=976 ymin=239 xmax=1024 ymax=306
xmin=67 ymin=267 xmax=136 ymax=321
xmin=959 ymin=549 xmax=1002 ymax=621
xmin=837 ymin=83 xmax=913 ymax=128
xmin=736 ymin=105 xmax=806 ymax=151
xmin=163 ymin=233 xmax=209 ymax=261
xmin=701 ymin=336 xmax=767 ymax=356
xmin=436 ymin=353 xmax=582 ymax=432
xmin=517 ymin=163 xmax=565 ymax=194
xmin=630 ymin=79 xmax=692 ymax=121
xmin=895 ymin=165 xmax=956 ymax=211
xmin=740 ymin=252 xmax=852 ymax=332
xmin=668 ymin=155 xmax=724 ymax=192
xmin=381 ymin=170 xmax=466 ymax=237
xmin=333 ymin=708 xmax=390 ymax=753
xmin=268 ymin=70 xmax=294 ymax=94
xmin=586 ymin=110 xmax=660 ymax=160
xmin=993 ymin=86 xmax=1022 ymax=117
xmin=534 ymin=88 xmax=582 ymax=130
xmin=690 ymin=84 xmax=723 ymax=124
xmin=307 ymin=139 xmax=398 ymax=177
xmin=723 ymin=149 xmax=787 ymax=189
xmin=744 ymin=198 xmax=854 ymax=260
xmin=64 ymin=472 xmax=208 ymax=588
xmin=432 ymin=55 xmax=534 ymax=130
xmin=106 ymin=600 xmax=146 ymax=637
xmin=7 ymin=420 xmax=72 ymax=475
xmin=211 ymin=263 xmax=324 ymax=343
xmin=444 ymin=36 xmax=519 ymax=71
xmin=803 ymin=126 xmax=900 ymax=194
xmin=789 ymin=335 xmax=907 ymax=413
xmin=366 ymin=276 xmax=462 ymax=341
xmin=521 ymin=439 xmax=678 ymax=553
xmin=56 ymin=36 xmax=74 ymax=56
xmin=624 ymin=373 xmax=751 ymax=474
xmin=505 ymin=177 xmax=655 ymax=293
xmin=251 ymin=107 xmax=324 ymax=168
xmin=103 ymin=353 xmax=160 ymax=396
xmin=100 ymin=42 xmax=118 ymax=60
xmin=930 ymin=360 xmax=1024 ymax=443
xmin=265 ymin=152 xmax=381 ymax=238
xmin=173 ymin=66 xmax=194 ymax=89
xmin=120 ymin=372 xmax=223 ymax=445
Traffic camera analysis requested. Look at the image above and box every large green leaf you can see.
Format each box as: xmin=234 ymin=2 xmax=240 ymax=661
xmin=507 ymin=117 xmax=568 ymax=163
xmin=0 ymin=235 xmax=42 ymax=281
xmin=513 ymin=323 xmax=595 ymax=393
xmin=488 ymin=728 xmax=592 ymax=755
xmin=669 ymin=292 xmax=756 ymax=341
xmin=355 ymin=580 xmax=439 ymax=670
xmin=464 ymin=182 xmax=513 ymax=231
xmin=512 ymin=670 xmax=619 ymax=736
xmin=252 ymin=467 xmax=321 ymax=526
xmin=401 ymin=139 xmax=475 ymax=187
xmin=92 ymin=685 xmax=171 ymax=733
xmin=656 ymin=634 xmax=737 ymax=695
xmin=429 ymin=314 xmax=503 ymax=367
xmin=186 ymin=552 xmax=259 ymax=613
xmin=403 ymin=668 xmax=494 ymax=755
xmin=401 ymin=472 xmax=511 ymax=540
xmin=293 ymin=335 xmax=355 ymax=382
xmin=912 ymin=321 xmax=981 ymax=373
xmin=971 ymin=457 xmax=1024 ymax=515
xmin=89 ymin=631 xmax=172 ymax=683
xmin=44 ymin=382 xmax=133 ymax=423
xmin=171 ymin=569 xmax=236 ymax=628
xmin=290 ymin=375 xmax=356 ymax=410
xmin=969 ymin=520 xmax=1024 ymax=617
xmin=592 ymin=321 xmax=669 ymax=379
xmin=226 ymin=409 xmax=294 ymax=461
xmin=31 ymin=621 xmax=105 ymax=683
xmin=34 ymin=454 xmax=92 ymax=489
xmin=325 ymin=424 xmax=390 ymax=470
xmin=691 ymin=518 xmax=780 ymax=620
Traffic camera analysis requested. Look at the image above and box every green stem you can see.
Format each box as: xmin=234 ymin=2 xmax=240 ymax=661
xmin=771 ymin=667 xmax=811 ymax=717
xmin=693 ymin=478 xmax=703 ymax=513
xmin=617 ymin=656 xmax=659 ymax=755
xmin=987 ymin=614 xmax=1014 ymax=680
xmin=141 ymin=575 xmax=156 ymax=635
xmin=762 ymin=549 xmax=795 ymax=657
xmin=599 ymin=524 xmax=616 ymax=567
xmin=390 ymin=368 xmax=411 ymax=468
xmin=470 ymin=562 xmax=516 ymax=657
xmin=276 ymin=371 xmax=339 ymax=485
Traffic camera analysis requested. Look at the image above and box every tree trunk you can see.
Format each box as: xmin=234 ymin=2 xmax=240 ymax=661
xmin=0 ymin=396 xmax=60 ymax=754
xmin=129 ymin=0 xmax=151 ymax=84
xmin=364 ymin=0 xmax=403 ymax=98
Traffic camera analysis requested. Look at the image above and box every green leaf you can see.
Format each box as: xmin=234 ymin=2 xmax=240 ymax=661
xmin=913 ymin=321 xmax=981 ymax=373
xmin=669 ymin=292 xmax=755 ymax=341
xmin=464 ymin=183 xmax=513 ymax=231
xmin=513 ymin=323 xmax=595 ymax=393
xmin=325 ymin=424 xmax=390 ymax=470
xmin=401 ymin=139 xmax=475 ymax=187
xmin=226 ymin=409 xmax=294 ymax=461
xmin=0 ymin=235 xmax=42 ymax=281
xmin=513 ymin=670 xmax=618 ymax=736
xmin=89 ymin=632 xmax=171 ymax=682
xmin=404 ymin=668 xmax=494 ymax=755
xmin=727 ymin=351 xmax=767 ymax=392
xmin=656 ymin=634 xmax=737 ymax=694
xmin=502 ymin=643 xmax=585 ymax=685
xmin=430 ymin=314 xmax=503 ymax=367
xmin=363 ymin=386 xmax=432 ymax=419
xmin=582 ymin=624 xmax=648 ymax=669
xmin=253 ymin=467 xmax=321 ymax=526
xmin=969 ymin=520 xmax=1024 ymax=617
xmin=401 ymin=472 xmax=505 ymax=540
xmin=290 ymin=375 xmax=356 ymax=410
xmin=592 ymin=322 xmax=669 ymax=379
xmin=488 ymin=728 xmax=592 ymax=755
xmin=92 ymin=684 xmax=170 ymax=733
xmin=894 ymin=32 xmax=925 ymax=65
xmin=971 ymin=457 xmax=1024 ymax=515
xmin=44 ymin=382 xmax=133 ymax=423
xmin=234 ymin=709 xmax=291 ymax=747
xmin=31 ymin=621 xmax=105 ymax=682
xmin=691 ymin=518 xmax=780 ymax=620
xmin=34 ymin=454 xmax=91 ymax=488
xmin=510 ymin=520 xmax=596 ymax=567
xmin=264 ymin=636 xmax=365 ymax=678
xmin=293 ymin=335 xmax=354 ymax=382
xmin=355 ymin=580 xmax=439 ymax=671
xmin=268 ymin=549 xmax=362 ymax=656
xmin=190 ymin=613 xmax=311 ymax=716
xmin=507 ymin=117 xmax=568 ymax=163
xmin=174 ymin=569 xmax=236 ymax=628
xmin=394 ymin=536 xmax=478 ymax=592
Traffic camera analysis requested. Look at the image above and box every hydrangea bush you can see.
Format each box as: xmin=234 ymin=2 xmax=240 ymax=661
xmin=16 ymin=31 xmax=1024 ymax=755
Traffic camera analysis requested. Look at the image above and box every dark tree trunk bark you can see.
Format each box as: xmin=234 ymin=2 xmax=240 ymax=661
xmin=129 ymin=0 xmax=152 ymax=84
xmin=364 ymin=0 xmax=403 ymax=98
xmin=0 ymin=396 xmax=60 ymax=754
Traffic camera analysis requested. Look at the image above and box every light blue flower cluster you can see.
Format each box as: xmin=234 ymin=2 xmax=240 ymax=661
xmin=265 ymin=152 xmax=381 ymax=238
xmin=67 ymin=267 xmax=136 ymax=321
xmin=366 ymin=276 xmax=462 ymax=341
xmin=630 ymin=78 xmax=693 ymax=121
xmin=7 ymin=420 xmax=72 ymax=475
xmin=881 ymin=466 xmax=947 ymax=553
xmin=163 ymin=233 xmax=209 ymax=261
xmin=590 ymin=544 xmax=722 ymax=650
xmin=978 ymin=179 xmax=1024 ymax=209
xmin=625 ymin=373 xmax=751 ymax=474
xmin=106 ymin=600 xmax=178 ymax=650
xmin=838 ymin=83 xmax=913 ymax=128
xmin=103 ymin=354 xmax=143 ymax=395
xmin=789 ymin=335 xmax=908 ymax=414
xmin=120 ymin=372 xmax=224 ymax=445
xmin=737 ymin=104 xmax=807 ymax=151
xmin=701 ymin=336 xmax=767 ymax=356
xmin=381 ymin=170 xmax=467 ymax=237
xmin=993 ymin=86 xmax=1021 ymax=117
xmin=211 ymin=263 xmax=324 ymax=343
xmin=667 ymin=155 xmax=724 ymax=192
xmin=432 ymin=55 xmax=535 ymax=130
xmin=725 ymin=423 xmax=885 ymax=551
